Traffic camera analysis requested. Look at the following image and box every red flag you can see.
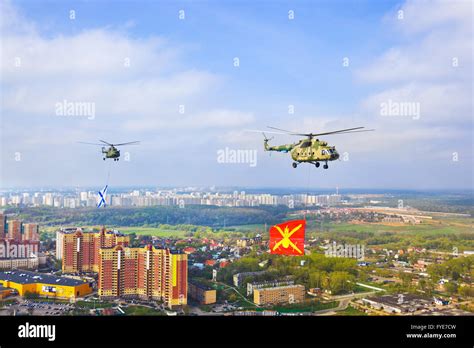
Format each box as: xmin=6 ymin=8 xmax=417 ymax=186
xmin=269 ymin=219 xmax=305 ymax=255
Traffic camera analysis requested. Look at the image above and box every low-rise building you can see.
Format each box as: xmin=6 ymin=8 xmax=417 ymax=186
xmin=188 ymin=281 xmax=216 ymax=305
xmin=233 ymin=271 xmax=267 ymax=287
xmin=247 ymin=277 xmax=294 ymax=296
xmin=0 ymin=255 xmax=40 ymax=270
xmin=362 ymin=293 xmax=433 ymax=314
xmin=253 ymin=284 xmax=305 ymax=306
xmin=0 ymin=270 xmax=92 ymax=299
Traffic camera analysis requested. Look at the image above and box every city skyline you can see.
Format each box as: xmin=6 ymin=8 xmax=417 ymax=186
xmin=1 ymin=187 xmax=344 ymax=208
xmin=1 ymin=0 xmax=472 ymax=190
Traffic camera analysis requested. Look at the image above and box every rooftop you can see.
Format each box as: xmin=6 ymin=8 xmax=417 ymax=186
xmin=0 ymin=270 xmax=86 ymax=287
xmin=256 ymin=284 xmax=305 ymax=292
xmin=189 ymin=281 xmax=214 ymax=291
xmin=364 ymin=294 xmax=432 ymax=309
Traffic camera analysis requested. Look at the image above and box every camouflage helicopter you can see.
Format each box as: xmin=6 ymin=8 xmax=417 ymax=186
xmin=79 ymin=140 xmax=140 ymax=161
xmin=258 ymin=126 xmax=373 ymax=169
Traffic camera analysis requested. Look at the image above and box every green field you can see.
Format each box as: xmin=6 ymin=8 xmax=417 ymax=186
xmin=39 ymin=215 xmax=473 ymax=239
xmin=117 ymin=226 xmax=188 ymax=237
xmin=325 ymin=220 xmax=473 ymax=235
xmin=41 ymin=225 xmax=189 ymax=238
xmin=42 ymin=225 xmax=245 ymax=238
xmin=225 ymin=224 xmax=265 ymax=232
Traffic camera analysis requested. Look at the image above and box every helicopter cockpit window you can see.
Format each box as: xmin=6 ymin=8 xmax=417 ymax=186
xmin=300 ymin=141 xmax=311 ymax=148
xmin=321 ymin=150 xmax=327 ymax=155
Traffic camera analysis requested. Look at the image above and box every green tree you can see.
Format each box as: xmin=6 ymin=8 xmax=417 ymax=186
xmin=444 ymin=282 xmax=458 ymax=295
xmin=309 ymin=271 xmax=326 ymax=289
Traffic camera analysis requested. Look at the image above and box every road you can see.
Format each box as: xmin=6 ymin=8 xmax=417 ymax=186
xmin=313 ymin=298 xmax=351 ymax=316
xmin=315 ymin=290 xmax=378 ymax=316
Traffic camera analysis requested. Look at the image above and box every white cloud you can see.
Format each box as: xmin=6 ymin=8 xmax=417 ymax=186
xmin=0 ymin=0 xmax=471 ymax=188
xmin=386 ymin=0 xmax=472 ymax=35
xmin=0 ymin=0 xmax=252 ymax=134
xmin=123 ymin=109 xmax=254 ymax=132
xmin=361 ymin=82 xmax=471 ymax=123
xmin=0 ymin=0 xmax=255 ymax=186
xmin=356 ymin=0 xmax=472 ymax=141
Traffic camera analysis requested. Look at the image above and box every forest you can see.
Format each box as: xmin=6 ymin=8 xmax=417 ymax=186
xmin=7 ymin=205 xmax=291 ymax=228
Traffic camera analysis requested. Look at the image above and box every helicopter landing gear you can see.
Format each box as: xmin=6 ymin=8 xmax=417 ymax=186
xmin=292 ymin=162 xmax=298 ymax=168
xmin=103 ymin=158 xmax=106 ymax=161
xmin=315 ymin=162 xmax=320 ymax=168
xmin=323 ymin=162 xmax=329 ymax=169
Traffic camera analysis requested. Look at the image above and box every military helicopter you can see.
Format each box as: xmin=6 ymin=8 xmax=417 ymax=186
xmin=256 ymin=126 xmax=373 ymax=169
xmin=79 ymin=140 xmax=140 ymax=161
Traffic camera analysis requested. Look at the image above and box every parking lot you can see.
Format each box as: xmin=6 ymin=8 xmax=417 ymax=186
xmin=209 ymin=303 xmax=238 ymax=313
xmin=1 ymin=300 xmax=75 ymax=316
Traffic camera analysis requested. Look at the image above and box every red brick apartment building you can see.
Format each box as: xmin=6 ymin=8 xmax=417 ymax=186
xmin=58 ymin=227 xmax=129 ymax=273
xmin=98 ymin=245 xmax=187 ymax=308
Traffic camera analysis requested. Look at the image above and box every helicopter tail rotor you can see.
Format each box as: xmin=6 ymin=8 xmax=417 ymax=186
xmin=262 ymin=132 xmax=274 ymax=151
xmin=262 ymin=132 xmax=274 ymax=142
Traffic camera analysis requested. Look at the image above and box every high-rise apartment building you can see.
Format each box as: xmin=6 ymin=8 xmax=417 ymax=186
xmin=7 ymin=220 xmax=22 ymax=241
xmin=23 ymin=223 xmax=39 ymax=241
xmin=59 ymin=227 xmax=129 ymax=273
xmin=0 ymin=212 xmax=6 ymax=239
xmin=98 ymin=245 xmax=187 ymax=308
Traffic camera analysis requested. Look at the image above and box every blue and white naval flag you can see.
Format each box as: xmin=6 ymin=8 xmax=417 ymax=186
xmin=97 ymin=185 xmax=108 ymax=208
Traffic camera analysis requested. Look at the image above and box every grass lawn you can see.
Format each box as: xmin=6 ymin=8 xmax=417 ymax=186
xmin=336 ymin=305 xmax=368 ymax=316
xmin=0 ymin=299 xmax=17 ymax=308
xmin=199 ymin=304 xmax=213 ymax=312
xmin=234 ymin=299 xmax=258 ymax=309
xmin=27 ymin=298 xmax=70 ymax=304
xmin=76 ymin=300 xmax=114 ymax=309
xmin=123 ymin=305 xmax=164 ymax=316
xmin=258 ymin=300 xmax=338 ymax=313
xmin=353 ymin=284 xmax=377 ymax=293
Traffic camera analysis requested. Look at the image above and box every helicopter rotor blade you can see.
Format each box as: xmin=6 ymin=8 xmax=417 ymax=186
xmin=244 ymin=129 xmax=287 ymax=135
xmin=309 ymin=127 xmax=366 ymax=137
xmin=113 ymin=141 xmax=141 ymax=146
xmin=99 ymin=140 xmax=114 ymax=146
xmin=267 ymin=126 xmax=303 ymax=135
xmin=267 ymin=126 xmax=371 ymax=137
xmin=78 ymin=142 xmax=105 ymax=146
xmin=322 ymin=129 xmax=375 ymax=135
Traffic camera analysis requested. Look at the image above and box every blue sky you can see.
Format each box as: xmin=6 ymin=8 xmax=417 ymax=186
xmin=1 ymin=0 xmax=472 ymax=189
